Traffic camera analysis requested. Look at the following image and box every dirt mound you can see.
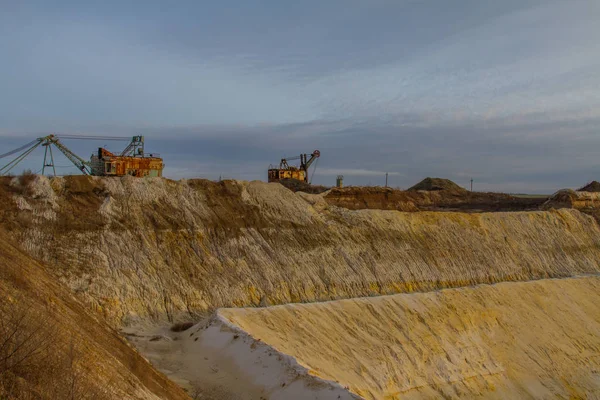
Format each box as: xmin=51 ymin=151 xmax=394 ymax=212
xmin=276 ymin=178 xmax=329 ymax=194
xmin=578 ymin=181 xmax=600 ymax=192
xmin=543 ymin=189 xmax=600 ymax=222
xmin=408 ymin=177 xmax=466 ymax=192
xmin=220 ymin=276 xmax=600 ymax=400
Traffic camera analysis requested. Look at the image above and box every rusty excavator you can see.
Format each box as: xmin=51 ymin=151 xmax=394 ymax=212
xmin=0 ymin=135 xmax=163 ymax=177
xmin=268 ymin=150 xmax=320 ymax=184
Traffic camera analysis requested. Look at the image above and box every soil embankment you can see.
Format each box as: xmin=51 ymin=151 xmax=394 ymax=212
xmin=544 ymin=189 xmax=600 ymax=221
xmin=324 ymin=186 xmax=546 ymax=212
xmin=0 ymin=229 xmax=189 ymax=400
xmin=1 ymin=175 xmax=599 ymax=326
xmin=220 ymin=276 xmax=600 ymax=399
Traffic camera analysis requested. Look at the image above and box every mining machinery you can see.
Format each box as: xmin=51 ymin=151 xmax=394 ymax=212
xmin=268 ymin=150 xmax=320 ymax=183
xmin=0 ymin=135 xmax=163 ymax=177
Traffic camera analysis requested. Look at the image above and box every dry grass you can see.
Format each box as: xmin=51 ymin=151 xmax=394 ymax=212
xmin=0 ymin=228 xmax=190 ymax=400
xmin=18 ymin=170 xmax=36 ymax=187
xmin=0 ymin=298 xmax=111 ymax=399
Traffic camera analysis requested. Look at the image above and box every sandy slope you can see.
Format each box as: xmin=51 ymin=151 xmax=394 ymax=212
xmin=4 ymin=176 xmax=600 ymax=325
xmin=0 ymin=230 xmax=189 ymax=400
xmin=126 ymin=317 xmax=358 ymax=400
xmin=220 ymin=276 xmax=600 ymax=399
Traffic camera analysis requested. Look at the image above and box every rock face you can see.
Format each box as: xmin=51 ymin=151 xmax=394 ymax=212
xmin=3 ymin=175 xmax=600 ymax=327
xmin=220 ymin=276 xmax=600 ymax=400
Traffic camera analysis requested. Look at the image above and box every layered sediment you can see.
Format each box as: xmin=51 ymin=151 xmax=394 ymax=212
xmin=220 ymin=276 xmax=600 ymax=399
xmin=2 ymin=175 xmax=600 ymax=326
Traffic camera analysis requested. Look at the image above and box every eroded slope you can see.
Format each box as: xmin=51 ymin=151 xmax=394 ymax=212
xmin=0 ymin=230 xmax=189 ymax=399
xmin=2 ymin=176 xmax=600 ymax=325
xmin=220 ymin=276 xmax=600 ymax=399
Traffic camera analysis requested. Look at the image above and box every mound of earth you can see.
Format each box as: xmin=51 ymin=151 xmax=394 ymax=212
xmin=578 ymin=181 xmax=600 ymax=192
xmin=276 ymin=178 xmax=329 ymax=194
xmin=408 ymin=177 xmax=467 ymax=192
xmin=543 ymin=189 xmax=600 ymax=222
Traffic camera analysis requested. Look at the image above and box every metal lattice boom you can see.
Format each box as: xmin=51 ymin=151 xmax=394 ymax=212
xmin=0 ymin=134 xmax=132 ymax=176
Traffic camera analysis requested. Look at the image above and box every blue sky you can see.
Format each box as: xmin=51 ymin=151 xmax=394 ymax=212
xmin=1 ymin=0 xmax=599 ymax=193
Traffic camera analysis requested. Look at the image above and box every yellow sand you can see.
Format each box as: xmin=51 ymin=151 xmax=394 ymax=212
xmin=220 ymin=276 xmax=600 ymax=399
xmin=8 ymin=176 xmax=600 ymax=325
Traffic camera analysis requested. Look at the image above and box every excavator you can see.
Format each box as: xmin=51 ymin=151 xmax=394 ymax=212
xmin=268 ymin=150 xmax=320 ymax=184
xmin=0 ymin=134 xmax=163 ymax=177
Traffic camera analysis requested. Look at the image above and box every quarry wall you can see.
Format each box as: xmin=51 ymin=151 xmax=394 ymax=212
xmin=2 ymin=175 xmax=600 ymax=326
xmin=220 ymin=276 xmax=600 ymax=399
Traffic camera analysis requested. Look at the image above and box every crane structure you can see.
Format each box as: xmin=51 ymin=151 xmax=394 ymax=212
xmin=0 ymin=135 xmax=163 ymax=177
xmin=268 ymin=150 xmax=320 ymax=184
xmin=89 ymin=135 xmax=163 ymax=177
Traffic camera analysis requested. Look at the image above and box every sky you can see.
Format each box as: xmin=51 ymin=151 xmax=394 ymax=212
xmin=1 ymin=0 xmax=599 ymax=193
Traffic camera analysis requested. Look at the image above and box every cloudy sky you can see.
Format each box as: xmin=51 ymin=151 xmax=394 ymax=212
xmin=1 ymin=0 xmax=599 ymax=193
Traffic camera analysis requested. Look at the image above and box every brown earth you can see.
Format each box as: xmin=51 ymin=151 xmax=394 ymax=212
xmin=407 ymin=177 xmax=466 ymax=192
xmin=278 ymin=176 xmax=547 ymax=213
xmin=543 ymin=189 xmax=600 ymax=222
xmin=0 ymin=229 xmax=190 ymax=400
xmin=277 ymin=178 xmax=330 ymax=194
xmin=324 ymin=186 xmax=546 ymax=212
xmin=579 ymin=181 xmax=600 ymax=192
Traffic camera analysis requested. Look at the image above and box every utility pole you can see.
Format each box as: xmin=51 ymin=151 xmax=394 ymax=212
xmin=470 ymin=178 xmax=474 ymax=192
xmin=385 ymin=172 xmax=388 ymax=188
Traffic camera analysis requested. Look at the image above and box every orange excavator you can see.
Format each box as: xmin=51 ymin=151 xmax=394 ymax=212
xmin=90 ymin=136 xmax=163 ymax=177
xmin=268 ymin=150 xmax=320 ymax=183
xmin=0 ymin=135 xmax=163 ymax=177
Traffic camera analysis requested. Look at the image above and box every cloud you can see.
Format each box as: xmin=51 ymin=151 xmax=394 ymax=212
xmin=1 ymin=1 xmax=599 ymax=193
xmin=317 ymin=168 xmax=403 ymax=177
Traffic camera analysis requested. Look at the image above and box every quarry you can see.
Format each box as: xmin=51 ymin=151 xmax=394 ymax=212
xmin=2 ymin=174 xmax=600 ymax=399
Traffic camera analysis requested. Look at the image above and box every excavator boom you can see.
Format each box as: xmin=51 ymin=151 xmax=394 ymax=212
xmin=46 ymin=135 xmax=92 ymax=174
xmin=0 ymin=134 xmax=163 ymax=177
xmin=268 ymin=150 xmax=320 ymax=183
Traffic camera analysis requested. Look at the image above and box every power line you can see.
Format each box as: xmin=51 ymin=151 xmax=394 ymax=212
xmin=56 ymin=135 xmax=130 ymax=141
xmin=0 ymin=139 xmax=41 ymax=159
